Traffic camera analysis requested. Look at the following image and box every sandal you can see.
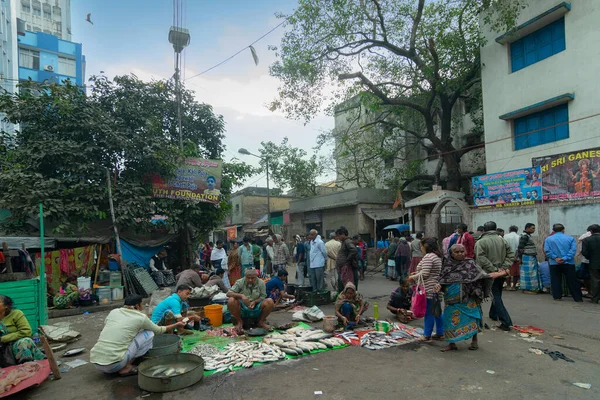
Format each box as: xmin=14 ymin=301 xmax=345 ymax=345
xmin=431 ymin=334 xmax=444 ymax=341
xmin=440 ymin=345 xmax=457 ymax=352
xmin=420 ymin=336 xmax=432 ymax=342
xmin=469 ymin=343 xmax=479 ymax=350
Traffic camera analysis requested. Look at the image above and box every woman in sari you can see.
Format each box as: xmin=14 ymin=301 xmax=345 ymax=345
xmin=335 ymin=282 xmax=368 ymax=329
xmin=228 ymin=241 xmax=242 ymax=285
xmin=54 ymin=275 xmax=80 ymax=309
xmin=0 ymin=295 xmax=45 ymax=366
xmin=435 ymin=244 xmax=493 ymax=352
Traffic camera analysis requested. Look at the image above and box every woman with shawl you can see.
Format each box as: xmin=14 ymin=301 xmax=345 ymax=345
xmin=335 ymin=282 xmax=368 ymax=329
xmin=228 ymin=241 xmax=242 ymax=285
xmin=435 ymin=244 xmax=493 ymax=352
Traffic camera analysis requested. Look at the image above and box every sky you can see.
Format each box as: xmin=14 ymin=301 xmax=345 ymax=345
xmin=70 ymin=0 xmax=335 ymax=189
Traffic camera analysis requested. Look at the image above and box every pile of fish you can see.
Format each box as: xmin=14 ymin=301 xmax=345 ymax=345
xmin=147 ymin=365 xmax=189 ymax=377
xmin=186 ymin=343 xmax=220 ymax=358
xmin=360 ymin=332 xmax=408 ymax=350
xmin=263 ymin=327 xmax=346 ymax=355
xmin=202 ymin=341 xmax=286 ymax=372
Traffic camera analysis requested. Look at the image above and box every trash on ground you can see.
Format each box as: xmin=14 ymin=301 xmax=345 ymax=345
xmin=486 ymin=370 xmax=495 ymax=374
xmin=39 ymin=324 xmax=81 ymax=342
xmin=531 ymin=348 xmax=574 ymax=363
xmin=314 ymin=391 xmax=323 ymax=395
xmin=552 ymin=335 xmax=564 ymax=340
xmin=512 ymin=325 xmax=545 ymax=335
xmin=64 ymin=359 xmax=88 ymax=369
xmin=572 ymin=383 xmax=591 ymax=389
xmin=528 ymin=348 xmax=544 ymax=355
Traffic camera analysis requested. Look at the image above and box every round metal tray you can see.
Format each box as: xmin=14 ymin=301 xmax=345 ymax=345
xmin=138 ymin=353 xmax=204 ymax=393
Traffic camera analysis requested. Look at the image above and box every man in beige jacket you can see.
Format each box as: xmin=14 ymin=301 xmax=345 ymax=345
xmin=325 ymin=232 xmax=341 ymax=299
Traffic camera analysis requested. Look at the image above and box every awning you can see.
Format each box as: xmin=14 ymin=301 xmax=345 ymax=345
xmin=0 ymin=237 xmax=57 ymax=249
xmin=253 ymin=214 xmax=268 ymax=225
xmin=405 ymin=190 xmax=465 ymax=208
xmin=362 ymin=208 xmax=407 ymax=220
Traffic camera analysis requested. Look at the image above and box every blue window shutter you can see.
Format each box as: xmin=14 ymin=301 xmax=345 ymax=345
xmin=510 ymin=17 xmax=566 ymax=72
xmin=554 ymin=104 xmax=569 ymax=140
xmin=513 ymin=103 xmax=569 ymax=150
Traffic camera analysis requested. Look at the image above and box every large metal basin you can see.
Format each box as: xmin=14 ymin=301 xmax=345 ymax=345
xmin=138 ymin=353 xmax=204 ymax=393
xmin=145 ymin=334 xmax=180 ymax=358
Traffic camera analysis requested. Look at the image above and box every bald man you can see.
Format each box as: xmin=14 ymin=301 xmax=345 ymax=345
xmin=227 ymin=269 xmax=274 ymax=333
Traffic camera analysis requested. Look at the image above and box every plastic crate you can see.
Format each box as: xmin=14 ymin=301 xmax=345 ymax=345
xmin=301 ymin=290 xmax=331 ymax=306
xmin=110 ymin=272 xmax=122 ymax=288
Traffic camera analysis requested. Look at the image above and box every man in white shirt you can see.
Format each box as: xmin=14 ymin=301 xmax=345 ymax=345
xmin=91 ymin=295 xmax=184 ymax=376
xmin=210 ymin=240 xmax=227 ymax=270
xmin=504 ymin=225 xmax=520 ymax=291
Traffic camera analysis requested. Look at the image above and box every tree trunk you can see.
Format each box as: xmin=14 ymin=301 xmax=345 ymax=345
xmin=442 ymin=152 xmax=462 ymax=191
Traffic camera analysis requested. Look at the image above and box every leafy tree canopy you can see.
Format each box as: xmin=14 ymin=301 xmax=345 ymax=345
xmin=258 ymin=138 xmax=323 ymax=197
xmin=270 ymin=0 xmax=525 ymax=190
xmin=0 ymin=76 xmax=256 ymax=235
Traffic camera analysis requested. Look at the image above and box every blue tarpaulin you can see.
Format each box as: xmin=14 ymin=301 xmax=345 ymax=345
xmin=121 ymin=240 xmax=164 ymax=269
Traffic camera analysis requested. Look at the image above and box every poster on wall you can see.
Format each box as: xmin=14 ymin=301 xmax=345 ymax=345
xmin=151 ymin=158 xmax=222 ymax=204
xmin=472 ymin=166 xmax=542 ymax=208
xmin=226 ymin=226 xmax=237 ymax=241
xmin=532 ymin=147 xmax=600 ymax=201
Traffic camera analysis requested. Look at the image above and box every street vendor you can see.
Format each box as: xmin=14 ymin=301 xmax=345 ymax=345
xmin=335 ymin=282 xmax=368 ymax=330
xmin=175 ymin=264 xmax=203 ymax=289
xmin=0 ymin=295 xmax=45 ymax=367
xmin=265 ymin=270 xmax=295 ymax=304
xmin=150 ymin=285 xmax=201 ymax=332
xmin=387 ymin=277 xmax=414 ymax=323
xmin=206 ymin=268 xmax=228 ymax=293
xmin=53 ymin=275 xmax=80 ymax=309
xmin=227 ymin=269 xmax=274 ymax=333
xmin=91 ymin=295 xmax=184 ymax=376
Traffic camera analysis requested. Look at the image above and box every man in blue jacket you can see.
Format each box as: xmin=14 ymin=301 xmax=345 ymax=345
xmin=544 ymin=223 xmax=582 ymax=302
xmin=307 ymin=229 xmax=327 ymax=291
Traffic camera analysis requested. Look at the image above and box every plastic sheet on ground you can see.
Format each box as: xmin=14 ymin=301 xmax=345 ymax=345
xmin=292 ymin=306 xmax=325 ymax=322
xmin=181 ymin=322 xmax=348 ymax=376
xmin=0 ymin=360 xmax=50 ymax=398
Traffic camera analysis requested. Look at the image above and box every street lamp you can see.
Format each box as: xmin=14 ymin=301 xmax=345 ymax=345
xmin=238 ymin=148 xmax=270 ymax=228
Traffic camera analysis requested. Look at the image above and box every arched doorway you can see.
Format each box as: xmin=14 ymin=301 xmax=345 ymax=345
xmin=425 ymin=197 xmax=472 ymax=239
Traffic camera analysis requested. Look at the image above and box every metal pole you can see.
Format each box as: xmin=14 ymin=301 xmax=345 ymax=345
xmin=39 ymin=204 xmax=48 ymax=325
xmin=266 ymin=157 xmax=271 ymax=228
xmin=176 ymin=54 xmax=183 ymax=150
xmin=106 ymin=168 xmax=123 ymax=258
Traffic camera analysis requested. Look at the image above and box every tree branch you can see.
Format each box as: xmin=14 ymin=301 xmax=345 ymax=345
xmin=410 ymin=0 xmax=426 ymax=54
xmin=400 ymin=174 xmax=435 ymax=190
xmin=371 ymin=0 xmax=388 ymax=41
xmin=338 ymin=72 xmax=428 ymax=115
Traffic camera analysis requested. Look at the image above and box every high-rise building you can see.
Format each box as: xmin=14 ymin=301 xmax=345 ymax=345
xmin=0 ymin=0 xmax=19 ymax=134
xmin=16 ymin=0 xmax=70 ymax=41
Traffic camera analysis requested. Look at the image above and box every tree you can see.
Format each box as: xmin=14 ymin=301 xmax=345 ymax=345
xmin=0 ymin=77 xmax=256 ymax=240
xmin=258 ymin=138 xmax=323 ymax=197
xmin=270 ymin=0 xmax=525 ymax=190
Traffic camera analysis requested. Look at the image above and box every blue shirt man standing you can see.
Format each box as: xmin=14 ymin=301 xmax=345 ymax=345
xmin=544 ymin=224 xmax=582 ymax=302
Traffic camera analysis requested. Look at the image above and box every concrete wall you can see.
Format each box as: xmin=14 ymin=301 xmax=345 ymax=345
xmin=289 ymin=188 xmax=395 ymax=213
xmin=17 ymin=0 xmax=71 ymax=40
xmin=472 ymin=199 xmax=600 ymax=254
xmin=230 ymin=194 xmax=295 ymax=225
xmin=481 ymin=0 xmax=600 ymax=173
xmin=322 ymin=205 xmax=358 ymax=236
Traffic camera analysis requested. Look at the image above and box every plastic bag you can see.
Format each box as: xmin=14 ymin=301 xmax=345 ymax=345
xmin=431 ymin=293 xmax=442 ymax=318
xmin=411 ymin=275 xmax=427 ymax=319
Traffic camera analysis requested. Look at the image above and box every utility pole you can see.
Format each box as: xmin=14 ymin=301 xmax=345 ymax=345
xmin=169 ymin=2 xmax=192 ymax=267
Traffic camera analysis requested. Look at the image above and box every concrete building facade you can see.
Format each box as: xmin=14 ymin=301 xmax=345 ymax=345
xmin=18 ymin=30 xmax=84 ymax=85
xmin=286 ymin=188 xmax=401 ymax=245
xmin=481 ymin=1 xmax=598 ymax=173
xmin=17 ymin=0 xmax=70 ymax=40
xmin=332 ymin=95 xmax=485 ymax=192
xmin=0 ymin=0 xmax=19 ymax=134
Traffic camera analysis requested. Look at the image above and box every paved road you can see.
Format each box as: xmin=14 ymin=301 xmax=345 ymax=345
xmin=23 ymin=271 xmax=600 ymax=400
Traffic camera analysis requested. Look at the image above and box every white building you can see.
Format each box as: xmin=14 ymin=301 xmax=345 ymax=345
xmin=17 ymin=0 xmax=70 ymax=40
xmin=0 ymin=0 xmax=18 ymax=135
xmin=481 ymin=0 xmax=598 ymax=173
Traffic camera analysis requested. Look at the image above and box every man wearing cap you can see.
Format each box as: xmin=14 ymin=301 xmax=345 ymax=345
xmin=227 ymin=269 xmax=274 ymax=333
xmin=91 ymin=295 xmax=185 ymax=376
xmin=271 ymin=232 xmax=290 ymax=274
